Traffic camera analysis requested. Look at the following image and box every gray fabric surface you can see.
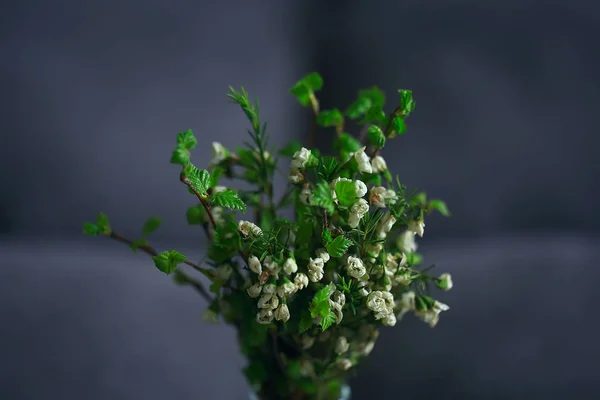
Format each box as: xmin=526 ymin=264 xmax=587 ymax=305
xmin=1 ymin=234 xmax=599 ymax=399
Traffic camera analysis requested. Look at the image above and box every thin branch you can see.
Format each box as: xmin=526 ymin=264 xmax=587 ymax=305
xmin=307 ymin=93 xmax=320 ymax=149
xmin=371 ymin=105 xmax=406 ymax=158
xmin=180 ymin=173 xmax=217 ymax=229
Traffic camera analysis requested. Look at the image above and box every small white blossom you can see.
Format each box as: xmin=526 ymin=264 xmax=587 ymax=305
xmin=238 ymin=220 xmax=262 ymax=237
xmin=301 ymin=334 xmax=315 ymax=349
xmin=215 ymin=264 xmax=233 ymax=281
xmin=211 ymin=142 xmax=229 ymax=164
xmin=291 ymin=147 xmax=311 ymax=170
xmin=396 ymin=291 xmax=416 ymax=321
xmin=346 ymin=256 xmax=366 ymax=279
xmin=437 ymin=273 xmax=453 ymax=291
xmin=294 ymin=273 xmax=309 ymax=290
xmin=330 ymin=300 xmax=344 ymax=324
xmin=307 ymin=258 xmax=325 ymax=282
xmin=371 ymin=155 xmax=388 ymax=173
xmin=335 ymin=336 xmax=349 ymax=355
xmin=277 ymin=281 xmax=297 ymax=298
xmin=288 ymin=169 xmax=304 ymax=183
xmin=263 ymin=256 xmax=279 ymax=272
xmin=246 ymin=283 xmax=263 ymax=298
xmin=337 ymin=358 xmax=353 ymax=371
xmin=365 ymin=242 xmax=383 ymax=258
xmin=408 ymin=219 xmax=425 ymax=237
xmin=257 ymin=293 xmax=279 ymax=310
xmin=381 ymin=313 xmax=397 ymax=327
xmin=299 ymin=187 xmax=313 ymax=205
xmin=366 ymin=290 xmax=395 ymax=315
xmin=397 ymin=230 xmax=418 ymax=253
xmin=351 ymin=198 xmax=370 ymax=217
xmin=354 ymin=180 xmax=368 ymax=198
xmin=369 ymin=186 xmax=387 ymax=208
xmin=248 ymin=256 xmax=262 ymax=274
xmin=376 ymin=211 xmax=396 ymax=238
xmin=262 ymin=283 xmax=277 ymax=294
xmin=414 ymin=301 xmax=450 ymax=328
xmin=202 ymin=308 xmax=219 ymax=324
xmin=332 ymin=290 xmax=346 ymax=307
xmin=348 ymin=213 xmax=361 ymax=229
xmin=283 ymin=258 xmax=298 ymax=275
xmin=256 ymin=309 xmax=274 ymax=324
xmin=383 ymin=189 xmax=397 ymax=204
xmin=360 ymin=340 xmax=376 ymax=356
xmin=274 ymin=303 xmax=291 ymax=322
xmin=354 ymin=146 xmax=373 ymax=174
xmin=357 ymin=280 xmax=371 ymax=297
xmin=316 ymin=248 xmax=330 ymax=263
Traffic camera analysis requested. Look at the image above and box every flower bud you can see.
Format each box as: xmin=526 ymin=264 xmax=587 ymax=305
xmin=346 ymin=256 xmax=366 ymax=279
xmin=335 ymin=336 xmax=349 ymax=355
xmin=337 ymin=358 xmax=353 ymax=371
xmin=354 ymin=180 xmax=367 ymax=198
xmin=277 ymin=281 xmax=296 ymax=298
xmin=248 ymin=256 xmax=262 ymax=274
xmin=257 ymin=293 xmax=279 ymax=310
xmin=283 ymin=257 xmax=298 ymax=274
xmin=435 ymin=273 xmax=453 ymax=291
xmin=274 ymin=303 xmax=290 ymax=322
xmin=315 ymin=248 xmax=330 ymax=263
xmin=256 ymin=309 xmax=274 ymax=325
xmin=354 ymin=147 xmax=373 ymax=174
xmin=294 ymin=273 xmax=309 ymax=290
xmin=408 ymin=219 xmax=425 ymax=237
xmin=246 ymin=283 xmax=263 ymax=298
xmin=371 ymin=155 xmax=387 ymax=173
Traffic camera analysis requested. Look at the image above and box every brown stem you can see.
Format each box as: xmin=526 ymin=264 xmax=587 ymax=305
xmin=180 ymin=173 xmax=217 ymax=229
xmin=109 ymin=231 xmax=214 ymax=302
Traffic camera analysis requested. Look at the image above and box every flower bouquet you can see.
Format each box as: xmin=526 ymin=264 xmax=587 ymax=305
xmin=84 ymin=73 xmax=452 ymax=400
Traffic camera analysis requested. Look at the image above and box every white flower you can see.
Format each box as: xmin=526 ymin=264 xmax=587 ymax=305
xmin=346 ymin=256 xmax=366 ymax=279
xmin=307 ymin=258 xmax=325 ymax=282
xmin=365 ymin=242 xmax=383 ymax=258
xmin=256 ymin=309 xmax=274 ymax=324
xmin=202 ymin=308 xmax=219 ymax=324
xmin=408 ymin=219 xmax=425 ymax=237
xmin=291 ymin=147 xmax=311 ymax=170
xmin=294 ymin=273 xmax=309 ymax=290
xmin=238 ymin=220 xmax=262 ymax=237
xmin=299 ymin=187 xmax=313 ymax=205
xmin=396 ymin=291 xmax=416 ymax=321
xmin=215 ymin=264 xmax=233 ymax=281
xmin=354 ymin=180 xmax=367 ymax=198
xmin=381 ymin=313 xmax=397 ymax=327
xmin=277 ymin=281 xmax=297 ymax=298
xmin=360 ymin=340 xmax=376 ymax=356
xmin=301 ymin=334 xmax=315 ymax=349
xmin=246 ymin=283 xmax=263 ymax=298
xmin=262 ymin=283 xmax=277 ymax=294
xmin=351 ymin=198 xmax=370 ymax=217
xmin=316 ymin=248 xmax=330 ymax=263
xmin=288 ymin=169 xmax=304 ymax=183
xmin=332 ymin=290 xmax=346 ymax=306
xmin=211 ymin=142 xmax=229 ymax=164
xmin=283 ymin=258 xmax=298 ymax=275
xmin=330 ymin=300 xmax=344 ymax=324
xmin=263 ymin=256 xmax=279 ymax=272
xmin=376 ymin=211 xmax=396 ymax=238
xmin=383 ymin=189 xmax=397 ymax=204
xmin=257 ymin=293 xmax=279 ymax=310
xmin=335 ymin=336 xmax=349 ymax=355
xmin=348 ymin=213 xmax=361 ymax=229
xmin=371 ymin=155 xmax=388 ymax=173
xmin=357 ymin=280 xmax=371 ymax=297
xmin=337 ymin=358 xmax=353 ymax=371
xmin=397 ymin=230 xmax=418 ymax=253
xmin=436 ymin=273 xmax=453 ymax=291
xmin=248 ymin=256 xmax=262 ymax=274
xmin=369 ymin=186 xmax=387 ymax=208
xmin=354 ymin=146 xmax=373 ymax=174
xmin=415 ymin=301 xmax=450 ymax=328
xmin=366 ymin=290 xmax=394 ymax=315
xmin=274 ymin=303 xmax=290 ymax=322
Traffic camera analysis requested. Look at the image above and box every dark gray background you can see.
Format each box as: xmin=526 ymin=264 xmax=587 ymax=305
xmin=1 ymin=0 xmax=599 ymax=399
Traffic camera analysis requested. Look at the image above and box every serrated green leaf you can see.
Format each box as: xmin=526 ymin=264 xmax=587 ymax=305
xmin=334 ymin=180 xmax=357 ymax=207
xmin=152 ymin=250 xmax=187 ymax=275
xmin=320 ymin=309 xmax=337 ymax=331
xmin=398 ymin=89 xmax=415 ymax=115
xmin=290 ymin=73 xmax=323 ymax=106
xmin=311 ymin=182 xmax=334 ymax=215
xmin=360 ymin=105 xmax=386 ymax=124
xmin=298 ymin=311 xmax=314 ymax=334
xmin=170 ymin=147 xmax=190 ymax=165
xmin=322 ymin=229 xmax=332 ymax=245
xmin=83 ymin=222 xmax=100 ymax=236
xmin=326 ymin=235 xmax=352 ymax=258
xmin=176 ymin=129 xmax=198 ymax=149
xmin=392 ymin=116 xmax=407 ymax=135
xmin=182 ymin=164 xmax=211 ymax=195
xmin=310 ymin=283 xmax=333 ymax=319
xmin=211 ymin=189 xmax=246 ymax=212
xmin=346 ymin=86 xmax=385 ymax=119
xmin=316 ymin=109 xmax=344 ymax=127
xmin=367 ymin=125 xmax=386 ymax=147
xmin=279 ymin=140 xmax=303 ymax=157
xmin=428 ymin=199 xmax=450 ymax=216
xmin=142 ymin=217 xmax=161 ymax=236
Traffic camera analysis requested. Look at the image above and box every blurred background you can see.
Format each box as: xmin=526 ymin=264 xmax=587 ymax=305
xmin=1 ymin=0 xmax=599 ymax=399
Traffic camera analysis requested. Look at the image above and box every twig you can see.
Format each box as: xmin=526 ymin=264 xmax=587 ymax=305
xmin=180 ymin=173 xmax=217 ymax=229
xmin=307 ymin=93 xmax=320 ymax=149
xmin=109 ymin=231 xmax=214 ymax=302
xmin=371 ymin=105 xmax=406 ymax=158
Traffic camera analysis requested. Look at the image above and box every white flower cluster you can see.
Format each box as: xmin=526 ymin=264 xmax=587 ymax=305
xmin=366 ymin=290 xmax=397 ymax=326
xmin=238 ymin=220 xmax=263 ymax=238
xmin=395 ymin=291 xmax=450 ymax=328
xmin=288 ymin=147 xmax=311 ymax=183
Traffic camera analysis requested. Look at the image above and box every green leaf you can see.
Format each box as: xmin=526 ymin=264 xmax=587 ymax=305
xmin=94 ymin=213 xmax=111 ymax=235
xmin=182 ymin=164 xmax=211 ymax=195
xmin=360 ymin=105 xmax=386 ymax=124
xmin=298 ymin=311 xmax=314 ymax=334
xmin=152 ymin=250 xmax=187 ymax=275
xmin=186 ymin=204 xmax=205 ymax=225
xmin=319 ymin=309 xmax=337 ymax=331
xmin=311 ymin=182 xmax=334 ymax=215
xmin=411 ymin=192 xmax=427 ymax=206
xmin=398 ymin=89 xmax=416 ymax=115
xmin=310 ymin=283 xmax=333 ymax=319
xmin=300 ymin=72 xmax=323 ymax=91
xmin=326 ymin=235 xmax=352 ymax=258
xmin=428 ymin=199 xmax=450 ymax=216
xmin=209 ymin=280 xmax=223 ymax=295
xmin=130 ymin=238 xmax=148 ymax=252
xmin=316 ymin=109 xmax=344 ymax=128
xmin=335 ymin=180 xmax=357 ymax=207
xmin=322 ymin=229 xmax=332 ymax=245
xmin=142 ymin=217 xmax=161 ymax=236
xmin=290 ymin=72 xmax=323 ymax=106
xmin=346 ymin=86 xmax=386 ymax=119
xmin=367 ymin=125 xmax=386 ymax=147
xmin=176 ymin=129 xmax=198 ymax=149
xmin=392 ymin=116 xmax=407 ymax=135
xmin=211 ymin=189 xmax=246 ymax=212
xmin=278 ymin=140 xmax=303 ymax=157
xmin=406 ymin=252 xmax=423 ymax=266
xmin=83 ymin=222 xmax=100 ymax=236
xmin=170 ymin=147 xmax=190 ymax=165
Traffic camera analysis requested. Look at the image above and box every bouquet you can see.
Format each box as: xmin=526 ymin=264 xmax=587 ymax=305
xmin=84 ymin=73 xmax=453 ymax=400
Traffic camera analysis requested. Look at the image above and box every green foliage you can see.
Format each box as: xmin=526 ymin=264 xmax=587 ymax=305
xmin=392 ymin=115 xmax=407 ymax=135
xmin=367 ymin=125 xmax=386 ymax=147
xmin=182 ymin=163 xmax=212 ymax=195
xmin=346 ymin=86 xmax=385 ymax=120
xmin=211 ymin=189 xmax=246 ymax=212
xmin=428 ymin=199 xmax=451 ymax=216
xmin=186 ymin=204 xmax=205 ymax=225
xmin=152 ymin=250 xmax=187 ymax=275
xmin=289 ymin=72 xmax=323 ymax=106
xmin=326 ymin=235 xmax=352 ymax=258
xmin=316 ymin=109 xmax=344 ymax=128
xmin=310 ymin=283 xmax=336 ymax=331
xmin=279 ymin=140 xmax=303 ymax=157
xmin=311 ymin=182 xmax=335 ymax=215
xmin=142 ymin=217 xmax=161 ymax=236
xmin=334 ymin=180 xmax=357 ymax=207
xmin=83 ymin=213 xmax=111 ymax=236
xmin=398 ymin=89 xmax=416 ymax=115
xmin=298 ymin=311 xmax=314 ymax=334
xmin=176 ymin=129 xmax=198 ymax=149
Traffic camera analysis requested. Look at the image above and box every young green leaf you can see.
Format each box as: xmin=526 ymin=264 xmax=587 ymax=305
xmin=186 ymin=204 xmax=205 ymax=225
xmin=310 ymin=283 xmax=333 ymax=318
xmin=142 ymin=217 xmax=161 ymax=236
xmin=428 ymin=199 xmax=450 ymax=216
xmin=316 ymin=109 xmax=344 ymax=128
xmin=152 ymin=250 xmax=187 ymax=275
xmin=398 ymin=89 xmax=416 ymax=115
xmin=83 ymin=222 xmax=100 ymax=236
xmin=279 ymin=140 xmax=303 ymax=157
xmin=334 ymin=180 xmax=357 ymax=207
xmin=311 ymin=182 xmax=335 ymax=215
xmin=290 ymin=72 xmax=323 ymax=106
xmin=130 ymin=238 xmax=149 ymax=252
xmin=322 ymin=229 xmax=332 ymax=245
xmin=176 ymin=129 xmax=198 ymax=149
xmin=367 ymin=125 xmax=386 ymax=147
xmin=346 ymin=86 xmax=385 ymax=119
xmin=326 ymin=235 xmax=352 ymax=258
xmin=182 ymin=163 xmax=212 ymax=195
xmin=319 ymin=309 xmax=337 ymax=331
xmin=392 ymin=116 xmax=407 ymax=135
xmin=170 ymin=147 xmax=190 ymax=166
xmin=211 ymin=189 xmax=246 ymax=212
xmin=96 ymin=213 xmax=111 ymax=235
